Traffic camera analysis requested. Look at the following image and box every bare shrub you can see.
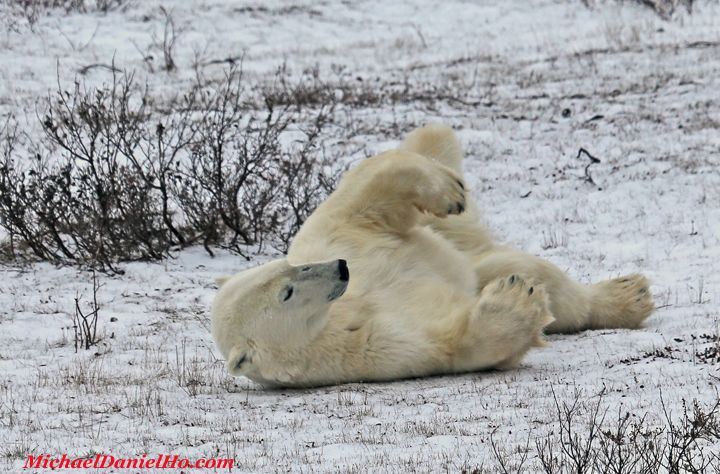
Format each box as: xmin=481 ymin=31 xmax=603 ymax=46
xmin=534 ymin=388 xmax=720 ymax=473
xmin=7 ymin=0 xmax=127 ymax=27
xmin=262 ymin=65 xmax=382 ymax=110
xmin=9 ymin=0 xmax=84 ymax=27
xmin=660 ymin=396 xmax=720 ymax=473
xmin=592 ymin=410 xmax=659 ymax=473
xmin=632 ymin=0 xmax=695 ymax=19
xmin=169 ymin=66 xmax=339 ymax=255
xmin=536 ymin=387 xmax=608 ymax=474
xmin=1 ymin=72 xmax=172 ymax=271
xmin=73 ymin=271 xmax=102 ymax=351
xmin=260 ymin=63 xmax=488 ymax=113
xmin=132 ymin=7 xmax=183 ymax=73
xmin=0 ymin=65 xmax=342 ymax=271
xmin=490 ymin=428 xmax=532 ymax=474
xmin=94 ymin=0 xmax=125 ymax=14
xmin=582 ymin=0 xmax=695 ymax=20
xmin=1 ymin=61 xmax=489 ymax=272
xmin=154 ymin=6 xmax=179 ymax=72
xmin=173 ymin=339 xmax=216 ymax=397
xmin=175 ymin=76 xmax=336 ymax=255
xmin=0 ymin=117 xmax=21 ymax=260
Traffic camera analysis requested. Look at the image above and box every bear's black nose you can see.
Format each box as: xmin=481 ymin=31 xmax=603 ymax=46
xmin=338 ymin=259 xmax=349 ymax=281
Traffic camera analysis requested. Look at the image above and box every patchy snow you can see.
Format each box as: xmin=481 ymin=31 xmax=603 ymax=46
xmin=1 ymin=0 xmax=719 ymax=472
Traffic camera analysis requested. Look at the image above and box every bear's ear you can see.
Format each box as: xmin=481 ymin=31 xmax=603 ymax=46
xmin=226 ymin=345 xmax=249 ymax=376
xmin=215 ymin=275 xmax=231 ymax=287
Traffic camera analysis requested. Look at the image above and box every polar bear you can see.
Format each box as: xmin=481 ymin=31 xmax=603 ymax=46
xmin=211 ymin=125 xmax=654 ymax=387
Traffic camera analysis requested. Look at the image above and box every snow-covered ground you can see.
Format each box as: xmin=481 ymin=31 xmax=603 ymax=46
xmin=1 ymin=0 xmax=719 ymax=472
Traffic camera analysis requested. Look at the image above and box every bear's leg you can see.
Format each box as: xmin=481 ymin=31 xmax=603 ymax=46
xmin=471 ymin=249 xmax=654 ymax=333
xmin=420 ymin=198 xmax=494 ymax=256
xmin=582 ymin=273 xmax=655 ymax=331
xmin=400 ymin=124 xmax=464 ymax=174
xmin=454 ymin=274 xmax=554 ymax=371
xmin=328 ymin=150 xmax=466 ymax=235
xmin=399 ymin=125 xmax=496 ymax=256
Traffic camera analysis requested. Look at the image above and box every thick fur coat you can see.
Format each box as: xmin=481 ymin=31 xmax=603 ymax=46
xmin=211 ymin=125 xmax=654 ymax=387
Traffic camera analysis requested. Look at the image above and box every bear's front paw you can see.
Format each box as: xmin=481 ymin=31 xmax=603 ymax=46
xmin=414 ymin=163 xmax=466 ymax=218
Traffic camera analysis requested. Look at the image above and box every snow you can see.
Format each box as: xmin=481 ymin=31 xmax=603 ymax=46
xmin=1 ymin=0 xmax=720 ymax=472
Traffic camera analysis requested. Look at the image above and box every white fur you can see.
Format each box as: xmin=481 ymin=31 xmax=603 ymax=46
xmin=211 ymin=124 xmax=655 ymax=387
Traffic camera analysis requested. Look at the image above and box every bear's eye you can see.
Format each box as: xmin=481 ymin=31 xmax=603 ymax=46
xmin=280 ymin=286 xmax=294 ymax=302
xmin=301 ymin=266 xmax=311 ymax=272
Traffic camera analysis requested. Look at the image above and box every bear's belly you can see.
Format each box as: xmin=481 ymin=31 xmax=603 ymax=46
xmin=344 ymin=226 xmax=477 ymax=298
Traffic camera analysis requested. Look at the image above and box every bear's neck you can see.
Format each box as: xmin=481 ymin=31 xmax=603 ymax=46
xmin=259 ymin=296 xmax=376 ymax=386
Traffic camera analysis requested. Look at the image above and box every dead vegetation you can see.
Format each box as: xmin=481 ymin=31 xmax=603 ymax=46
xmin=631 ymin=0 xmax=695 ymax=19
xmin=488 ymin=388 xmax=720 ymax=473
xmin=6 ymin=0 xmax=127 ymax=28
xmin=133 ymin=6 xmax=183 ymax=73
xmin=0 ymin=59 xmax=499 ymax=272
xmin=0 ymin=65 xmax=341 ymax=272
xmin=607 ymin=330 xmax=720 ymax=367
xmin=73 ymin=271 xmax=102 ymax=351
xmin=582 ymin=0 xmax=695 ymax=20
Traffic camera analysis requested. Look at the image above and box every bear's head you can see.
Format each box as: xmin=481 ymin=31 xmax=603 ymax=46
xmin=211 ymin=258 xmax=349 ymax=378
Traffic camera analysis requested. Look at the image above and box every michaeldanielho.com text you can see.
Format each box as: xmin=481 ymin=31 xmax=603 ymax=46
xmin=24 ymin=454 xmax=234 ymax=470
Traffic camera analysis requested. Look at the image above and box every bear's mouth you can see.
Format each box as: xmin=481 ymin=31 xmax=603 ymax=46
xmin=327 ymin=281 xmax=348 ymax=301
